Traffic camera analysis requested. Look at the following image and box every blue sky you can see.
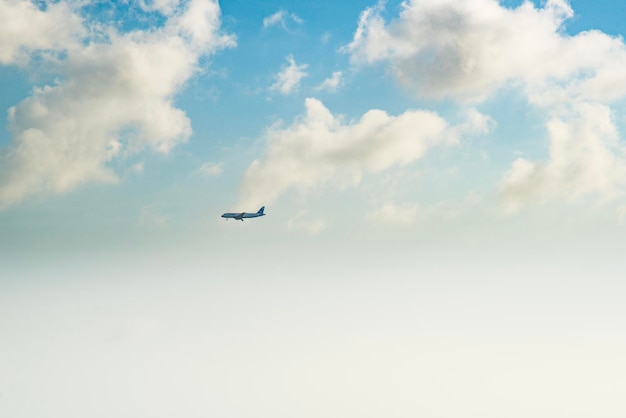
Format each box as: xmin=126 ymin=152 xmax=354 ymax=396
xmin=3 ymin=0 xmax=626 ymax=253
xmin=2 ymin=1 xmax=626 ymax=417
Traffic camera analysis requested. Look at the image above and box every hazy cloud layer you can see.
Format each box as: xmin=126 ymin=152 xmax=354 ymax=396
xmin=238 ymin=98 xmax=491 ymax=208
xmin=0 ymin=0 xmax=235 ymax=208
xmin=287 ymin=211 xmax=326 ymax=234
xmin=367 ymin=201 xmax=421 ymax=225
xmin=346 ymin=0 xmax=626 ymax=210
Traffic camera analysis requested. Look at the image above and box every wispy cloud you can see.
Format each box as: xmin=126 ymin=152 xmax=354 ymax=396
xmin=315 ymin=71 xmax=343 ymax=92
xmin=269 ymin=55 xmax=308 ymax=95
xmin=196 ymin=162 xmax=223 ymax=177
xmin=263 ymin=9 xmax=303 ymax=30
xmin=138 ymin=0 xmax=181 ymax=16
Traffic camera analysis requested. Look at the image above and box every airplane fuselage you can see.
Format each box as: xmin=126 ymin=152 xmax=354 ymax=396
xmin=221 ymin=206 xmax=266 ymax=221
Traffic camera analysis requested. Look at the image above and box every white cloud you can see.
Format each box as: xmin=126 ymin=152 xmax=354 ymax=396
xmin=499 ymin=103 xmax=626 ymax=212
xmin=263 ymin=9 xmax=303 ymax=30
xmin=315 ymin=71 xmax=343 ymax=92
xmin=174 ymin=0 xmax=235 ymax=50
xmin=270 ymin=55 xmax=308 ymax=95
xmin=0 ymin=0 xmax=84 ymax=65
xmin=346 ymin=0 xmax=626 ymax=211
xmin=196 ymin=162 xmax=223 ymax=177
xmin=138 ymin=0 xmax=180 ymax=16
xmin=237 ymin=98 xmax=490 ymax=208
xmin=345 ymin=0 xmax=578 ymax=102
xmin=0 ymin=0 xmax=235 ymax=209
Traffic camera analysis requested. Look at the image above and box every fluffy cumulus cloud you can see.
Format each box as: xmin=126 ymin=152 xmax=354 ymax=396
xmin=0 ymin=0 xmax=84 ymax=65
xmin=237 ymin=98 xmax=490 ymax=208
xmin=0 ymin=0 xmax=235 ymax=208
xmin=499 ymin=103 xmax=626 ymax=212
xmin=346 ymin=0 xmax=626 ymax=210
xmin=346 ymin=0 xmax=579 ymax=102
xmin=270 ymin=55 xmax=308 ymax=95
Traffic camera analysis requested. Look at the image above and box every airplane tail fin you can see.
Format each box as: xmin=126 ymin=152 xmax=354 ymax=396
xmin=257 ymin=206 xmax=265 ymax=214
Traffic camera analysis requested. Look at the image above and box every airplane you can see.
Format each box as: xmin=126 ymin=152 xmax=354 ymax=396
xmin=221 ymin=206 xmax=266 ymax=221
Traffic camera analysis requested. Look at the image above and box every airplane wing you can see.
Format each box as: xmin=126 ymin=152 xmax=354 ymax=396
xmin=234 ymin=212 xmax=245 ymax=220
